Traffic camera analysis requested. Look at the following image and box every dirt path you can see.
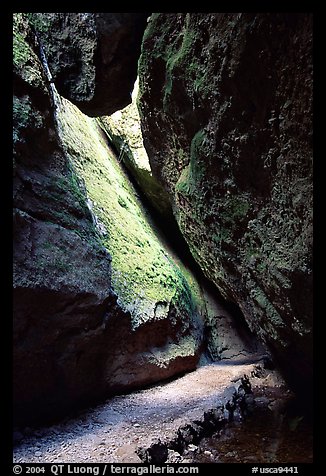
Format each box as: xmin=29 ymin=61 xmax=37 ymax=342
xmin=14 ymin=361 xmax=267 ymax=463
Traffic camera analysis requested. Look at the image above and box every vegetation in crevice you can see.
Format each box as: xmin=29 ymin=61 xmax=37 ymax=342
xmin=13 ymin=31 xmax=31 ymax=68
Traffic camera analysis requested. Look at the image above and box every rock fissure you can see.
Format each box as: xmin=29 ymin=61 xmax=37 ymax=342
xmin=13 ymin=11 xmax=312 ymax=462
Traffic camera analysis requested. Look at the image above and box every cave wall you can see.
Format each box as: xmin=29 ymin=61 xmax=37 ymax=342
xmin=13 ymin=11 xmax=313 ymax=424
xmin=138 ymin=13 xmax=313 ymax=391
xmin=13 ymin=13 xmax=204 ymax=424
xmin=13 ymin=12 xmax=258 ymax=425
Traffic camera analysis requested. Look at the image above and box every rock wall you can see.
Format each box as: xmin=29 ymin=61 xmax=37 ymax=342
xmin=13 ymin=13 xmax=258 ymax=424
xmin=13 ymin=13 xmax=203 ymax=424
xmin=98 ymin=80 xmax=172 ymax=221
xmin=27 ymin=13 xmax=149 ymax=116
xmin=138 ymin=13 xmax=313 ymax=392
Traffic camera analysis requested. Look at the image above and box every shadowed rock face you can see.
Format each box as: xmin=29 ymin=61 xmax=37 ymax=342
xmin=13 ymin=13 xmax=204 ymax=425
xmin=13 ymin=11 xmax=312 ymax=424
xmin=138 ymin=13 xmax=313 ymax=393
xmin=14 ymin=13 xmax=258 ymax=425
xmin=27 ymin=13 xmax=149 ymax=116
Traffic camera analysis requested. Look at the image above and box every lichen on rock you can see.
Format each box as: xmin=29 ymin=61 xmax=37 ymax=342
xmin=13 ymin=12 xmax=210 ymax=424
xmin=27 ymin=13 xmax=149 ymax=116
xmin=138 ymin=13 xmax=313 ymax=392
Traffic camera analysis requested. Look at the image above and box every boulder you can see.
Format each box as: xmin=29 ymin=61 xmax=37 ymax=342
xmin=27 ymin=13 xmax=149 ymax=116
xmin=13 ymin=13 xmax=203 ymax=424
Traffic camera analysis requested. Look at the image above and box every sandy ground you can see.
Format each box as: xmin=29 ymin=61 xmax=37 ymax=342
xmin=185 ymin=370 xmax=313 ymax=464
xmin=13 ymin=361 xmax=263 ymax=463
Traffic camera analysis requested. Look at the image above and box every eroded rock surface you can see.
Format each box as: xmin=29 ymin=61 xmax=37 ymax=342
xmin=138 ymin=13 xmax=313 ymax=392
xmin=98 ymin=80 xmax=172 ymax=220
xmin=13 ymin=13 xmax=256 ymax=425
xmin=27 ymin=13 xmax=149 ymax=116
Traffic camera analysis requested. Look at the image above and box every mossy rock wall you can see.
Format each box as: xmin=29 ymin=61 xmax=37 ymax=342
xmin=13 ymin=13 xmax=205 ymax=425
xmin=138 ymin=13 xmax=313 ymax=392
xmin=13 ymin=12 xmax=270 ymax=425
xmin=97 ymin=82 xmax=172 ymax=220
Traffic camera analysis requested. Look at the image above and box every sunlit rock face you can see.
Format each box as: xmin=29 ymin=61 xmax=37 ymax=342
xmin=98 ymin=79 xmax=172 ymax=220
xmin=26 ymin=13 xmax=149 ymax=116
xmin=14 ymin=13 xmax=258 ymax=425
xmin=138 ymin=13 xmax=313 ymax=393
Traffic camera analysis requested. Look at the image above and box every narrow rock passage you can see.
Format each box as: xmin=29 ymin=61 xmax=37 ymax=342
xmin=14 ymin=361 xmax=282 ymax=463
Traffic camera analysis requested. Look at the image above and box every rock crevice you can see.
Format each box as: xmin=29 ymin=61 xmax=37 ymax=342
xmin=13 ymin=11 xmax=312 ymax=425
xmin=13 ymin=12 xmax=260 ymax=425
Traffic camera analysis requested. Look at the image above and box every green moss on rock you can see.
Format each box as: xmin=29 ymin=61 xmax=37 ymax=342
xmin=13 ymin=13 xmax=48 ymax=92
xmin=13 ymin=95 xmax=44 ymax=145
xmin=98 ymin=81 xmax=172 ymax=220
xmin=55 ymin=95 xmax=204 ymax=332
xmin=138 ymin=13 xmax=313 ymax=392
xmin=26 ymin=13 xmax=51 ymax=33
xmin=13 ymin=11 xmax=214 ymax=426
xmin=176 ymin=129 xmax=207 ymax=197
xmin=220 ymin=195 xmax=250 ymax=225
xmin=13 ymin=31 xmax=31 ymax=67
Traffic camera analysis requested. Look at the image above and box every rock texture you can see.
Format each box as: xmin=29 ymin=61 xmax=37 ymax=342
xmin=27 ymin=13 xmax=149 ymax=116
xmin=13 ymin=13 xmax=112 ymax=423
xmin=98 ymin=80 xmax=172 ymax=220
xmin=13 ymin=362 xmax=264 ymax=463
xmin=138 ymin=13 xmax=313 ymax=392
xmin=13 ymin=13 xmax=258 ymax=425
